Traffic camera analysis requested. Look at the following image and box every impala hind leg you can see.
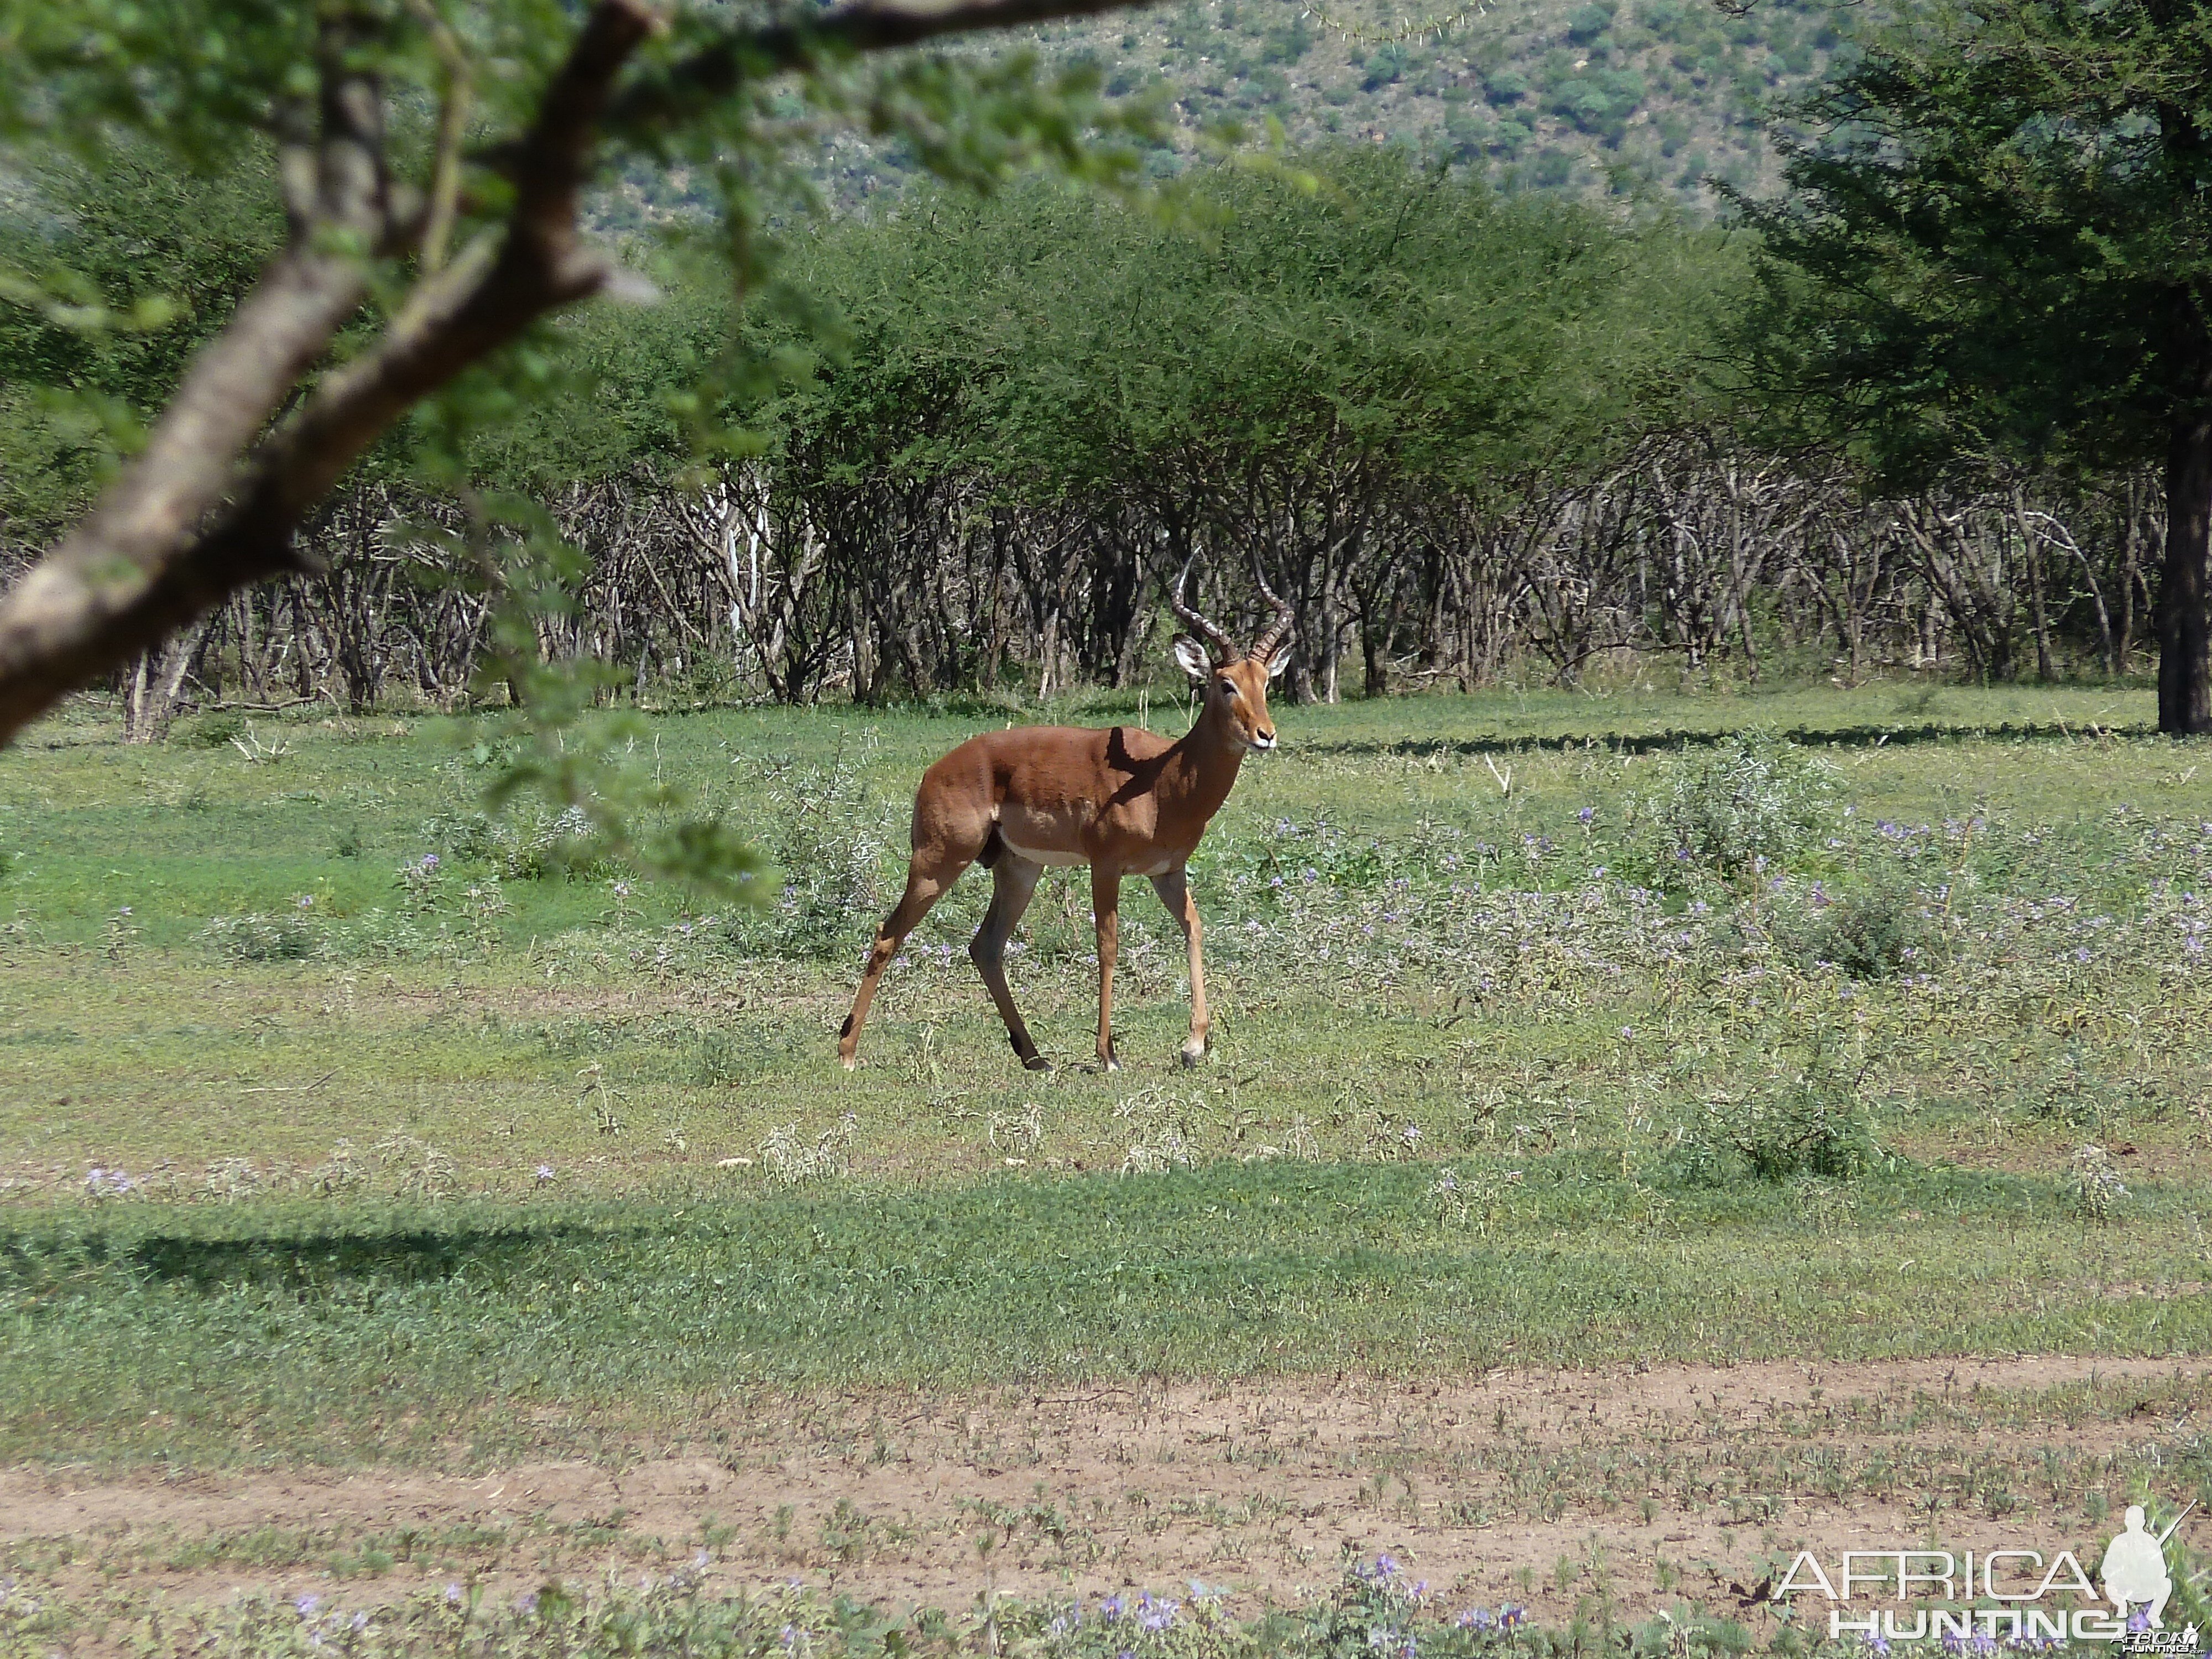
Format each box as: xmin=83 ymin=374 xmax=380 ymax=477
xmin=839 ymin=856 xmax=963 ymax=1068
xmin=1093 ymin=865 xmax=1123 ymax=1071
xmin=1151 ymin=867 xmax=1209 ymax=1066
xmin=972 ymin=856 xmax=1048 ymax=1070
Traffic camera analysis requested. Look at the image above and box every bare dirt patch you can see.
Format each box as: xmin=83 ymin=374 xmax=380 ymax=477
xmin=4 ymin=1354 xmax=2204 ymax=1623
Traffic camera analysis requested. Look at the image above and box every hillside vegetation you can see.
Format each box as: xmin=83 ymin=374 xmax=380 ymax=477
xmin=1054 ymin=0 xmax=1845 ymax=201
xmin=602 ymin=0 xmax=1853 ymax=225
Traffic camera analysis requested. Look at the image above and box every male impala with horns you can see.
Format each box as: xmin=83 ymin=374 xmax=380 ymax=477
xmin=838 ymin=558 xmax=1295 ymax=1072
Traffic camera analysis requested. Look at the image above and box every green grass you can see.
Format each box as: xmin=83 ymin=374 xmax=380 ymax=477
xmin=0 ymin=680 xmax=2163 ymax=952
xmin=3 ymin=1158 xmax=2210 ymax=1468
xmin=0 ymin=1551 xmax=1757 ymax=1659
xmin=4 ymin=679 xmax=2212 ymax=1469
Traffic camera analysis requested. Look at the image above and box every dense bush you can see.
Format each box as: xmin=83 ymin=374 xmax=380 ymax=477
xmin=1671 ymin=1061 xmax=1885 ymax=1184
xmin=1766 ymin=867 xmax=1945 ymax=979
xmin=1623 ymin=733 xmax=1839 ymax=883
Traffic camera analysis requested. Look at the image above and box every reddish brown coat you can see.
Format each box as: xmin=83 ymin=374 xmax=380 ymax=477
xmin=837 ymin=643 xmax=1287 ymax=1072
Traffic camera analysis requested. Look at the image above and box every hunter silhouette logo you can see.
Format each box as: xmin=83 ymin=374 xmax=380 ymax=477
xmin=2102 ymin=1503 xmax=2192 ymax=1630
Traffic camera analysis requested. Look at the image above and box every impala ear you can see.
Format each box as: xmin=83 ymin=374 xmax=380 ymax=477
xmin=1264 ymin=642 xmax=1292 ymax=679
xmin=1173 ymin=635 xmax=1212 ymax=682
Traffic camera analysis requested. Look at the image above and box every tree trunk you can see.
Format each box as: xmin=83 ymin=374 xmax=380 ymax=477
xmin=2161 ymin=408 xmax=2212 ymax=733
xmin=123 ymin=619 xmax=208 ymax=742
xmin=2021 ymin=499 xmax=2055 ymax=682
xmin=1317 ymin=581 xmax=1340 ymax=704
xmin=123 ymin=652 xmax=153 ymax=742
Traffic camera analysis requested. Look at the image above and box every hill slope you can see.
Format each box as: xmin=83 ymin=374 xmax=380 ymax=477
xmin=1056 ymin=0 xmax=1841 ymax=202
xmin=603 ymin=0 xmax=1850 ymax=226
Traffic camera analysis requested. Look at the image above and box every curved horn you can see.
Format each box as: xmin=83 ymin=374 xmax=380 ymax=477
xmin=1171 ymin=554 xmax=1237 ymax=662
xmin=1250 ymin=554 xmax=1297 ymax=661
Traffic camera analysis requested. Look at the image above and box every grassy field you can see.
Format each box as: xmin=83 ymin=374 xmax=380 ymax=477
xmin=4 ymin=677 xmax=2211 ymax=1474
xmin=10 ymin=677 xmax=2212 ymax=1650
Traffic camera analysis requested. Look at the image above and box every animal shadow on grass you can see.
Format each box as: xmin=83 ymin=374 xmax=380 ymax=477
xmin=2 ymin=1224 xmax=641 ymax=1295
xmin=1304 ymin=719 xmax=2140 ymax=763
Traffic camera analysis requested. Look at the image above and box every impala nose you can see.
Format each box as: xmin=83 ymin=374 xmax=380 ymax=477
xmin=1252 ymin=728 xmax=1277 ymax=750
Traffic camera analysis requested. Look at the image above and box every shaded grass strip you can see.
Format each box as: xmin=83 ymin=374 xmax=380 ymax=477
xmin=0 ymin=1156 xmax=2203 ymax=1467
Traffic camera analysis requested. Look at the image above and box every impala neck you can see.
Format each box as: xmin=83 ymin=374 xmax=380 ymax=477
xmin=1168 ymin=694 xmax=1248 ymax=817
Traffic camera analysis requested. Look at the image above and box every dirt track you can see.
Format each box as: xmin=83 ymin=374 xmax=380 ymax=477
xmin=4 ymin=1355 xmax=2204 ymax=1622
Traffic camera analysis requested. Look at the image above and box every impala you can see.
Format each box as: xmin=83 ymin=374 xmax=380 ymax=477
xmin=838 ymin=559 xmax=1294 ymax=1072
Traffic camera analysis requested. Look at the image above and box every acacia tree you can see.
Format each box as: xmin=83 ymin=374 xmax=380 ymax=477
xmin=0 ymin=0 xmax=1164 ymax=761
xmin=752 ymin=153 xmax=1728 ymax=700
xmin=1738 ymin=0 xmax=2212 ymax=732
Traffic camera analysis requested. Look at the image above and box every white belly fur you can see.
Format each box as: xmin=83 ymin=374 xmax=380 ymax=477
xmin=999 ymin=839 xmax=1177 ymax=878
xmin=1001 ymin=838 xmax=1087 ymax=868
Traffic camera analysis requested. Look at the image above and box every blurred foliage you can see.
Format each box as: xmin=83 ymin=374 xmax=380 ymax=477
xmin=0 ymin=142 xmax=285 ymax=535
xmin=0 ymin=0 xmax=1183 ymax=895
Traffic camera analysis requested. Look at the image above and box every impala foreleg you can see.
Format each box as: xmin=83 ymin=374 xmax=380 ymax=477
xmin=972 ymin=856 xmax=1048 ymax=1070
xmin=838 ymin=859 xmax=958 ymax=1069
xmin=1151 ymin=867 xmax=1208 ymax=1066
xmin=1092 ymin=865 xmax=1123 ymax=1071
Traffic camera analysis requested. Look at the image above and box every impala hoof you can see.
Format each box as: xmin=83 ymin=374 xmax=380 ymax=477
xmin=1179 ymin=1040 xmax=1206 ymax=1068
xmin=1099 ymin=1051 xmax=1121 ymax=1073
xmin=1022 ymin=1054 xmax=1053 ymax=1073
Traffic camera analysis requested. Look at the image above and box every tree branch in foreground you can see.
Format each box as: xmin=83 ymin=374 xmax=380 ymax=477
xmin=0 ymin=0 xmax=1156 ymax=745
